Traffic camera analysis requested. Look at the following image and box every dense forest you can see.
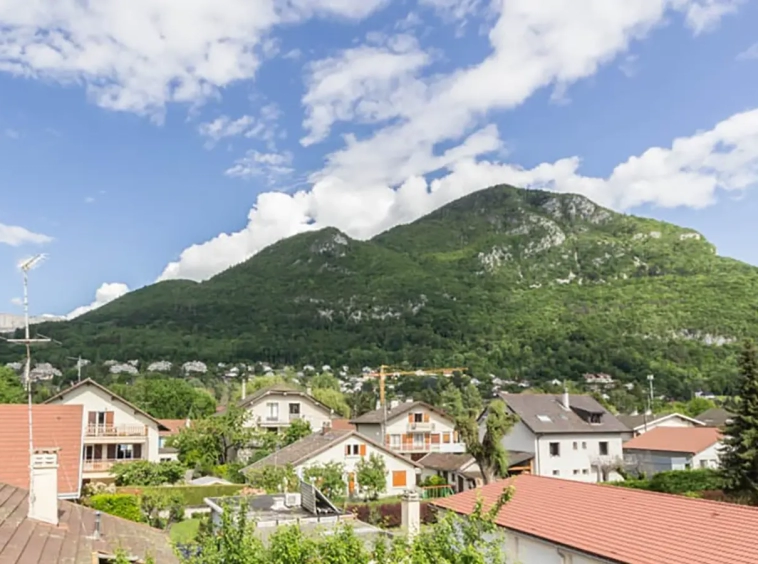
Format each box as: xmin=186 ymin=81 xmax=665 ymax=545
xmin=3 ymin=184 xmax=758 ymax=399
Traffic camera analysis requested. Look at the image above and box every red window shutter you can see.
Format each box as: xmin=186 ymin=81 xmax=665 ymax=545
xmin=408 ymin=414 xmax=413 ymax=423
xmin=359 ymin=444 xmax=367 ymax=457
xmin=423 ymin=413 xmax=430 ymax=423
xmin=345 ymin=445 xmax=350 ymax=456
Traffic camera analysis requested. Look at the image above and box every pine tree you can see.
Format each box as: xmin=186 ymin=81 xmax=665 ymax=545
xmin=719 ymin=340 xmax=758 ymax=502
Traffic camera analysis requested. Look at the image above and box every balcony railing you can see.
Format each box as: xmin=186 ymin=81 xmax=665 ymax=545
xmin=86 ymin=424 xmax=148 ymax=437
xmin=407 ymin=421 xmax=435 ymax=432
xmin=257 ymin=415 xmax=303 ymax=425
xmin=387 ymin=442 xmax=467 ymax=453
xmin=83 ymin=458 xmax=143 ymax=472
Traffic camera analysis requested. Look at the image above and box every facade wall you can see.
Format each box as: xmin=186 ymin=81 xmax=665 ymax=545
xmin=506 ymin=530 xmax=609 ymax=564
xmin=244 ymin=393 xmax=332 ymax=431
xmin=49 ymin=385 xmax=160 ymax=462
xmin=355 ymin=423 xmax=382 ymax=443
xmin=535 ymin=433 xmax=624 ymax=483
xmin=692 ymin=442 xmax=722 ymax=469
xmin=297 ymin=436 xmax=418 ymax=498
xmin=626 ymin=442 xmax=723 ymax=476
xmin=358 ymin=407 xmax=462 ymax=454
xmin=499 ymin=421 xmax=536 ymax=454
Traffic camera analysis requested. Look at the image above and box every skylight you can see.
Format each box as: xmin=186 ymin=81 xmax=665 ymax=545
xmin=537 ymin=415 xmax=552 ymax=422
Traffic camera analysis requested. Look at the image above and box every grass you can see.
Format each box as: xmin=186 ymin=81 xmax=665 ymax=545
xmin=170 ymin=519 xmax=201 ymax=544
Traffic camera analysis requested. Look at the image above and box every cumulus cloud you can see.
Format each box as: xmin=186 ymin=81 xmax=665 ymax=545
xmin=159 ymin=108 xmax=758 ymax=282
xmin=199 ymin=104 xmax=282 ymax=149
xmin=0 ymin=222 xmax=52 ymax=246
xmin=67 ymin=283 xmax=130 ymax=319
xmin=737 ymin=42 xmax=758 ymax=60
xmin=225 ymin=150 xmax=294 ymax=182
xmin=0 ymin=0 xmax=389 ymax=118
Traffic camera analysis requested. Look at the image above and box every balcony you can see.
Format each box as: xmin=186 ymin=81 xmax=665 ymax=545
xmin=83 ymin=458 xmax=143 ymax=473
xmin=256 ymin=415 xmax=302 ymax=426
xmin=387 ymin=442 xmax=467 ymax=454
xmin=407 ymin=421 xmax=435 ymax=432
xmin=85 ymin=424 xmax=148 ymax=441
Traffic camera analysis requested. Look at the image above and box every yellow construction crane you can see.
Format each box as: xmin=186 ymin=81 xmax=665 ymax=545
xmin=370 ymin=365 xmax=467 ymax=407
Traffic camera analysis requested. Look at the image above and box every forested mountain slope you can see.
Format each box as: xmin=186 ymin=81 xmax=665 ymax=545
xmin=6 ymin=185 xmax=758 ymax=397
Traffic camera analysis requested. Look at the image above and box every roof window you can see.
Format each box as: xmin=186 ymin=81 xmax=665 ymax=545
xmin=537 ymin=415 xmax=552 ymax=423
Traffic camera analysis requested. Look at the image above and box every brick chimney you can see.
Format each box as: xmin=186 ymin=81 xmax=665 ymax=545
xmin=401 ymin=489 xmax=420 ymax=539
xmin=29 ymin=447 xmax=59 ymax=526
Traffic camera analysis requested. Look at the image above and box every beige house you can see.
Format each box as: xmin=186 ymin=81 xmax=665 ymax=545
xmin=242 ymin=428 xmax=422 ymax=498
xmin=623 ymin=426 xmax=723 ymax=475
xmin=350 ymin=401 xmax=465 ymax=460
xmin=45 ymin=379 xmax=169 ymax=481
xmin=239 ymin=383 xmax=334 ymax=432
xmin=617 ymin=412 xmax=704 ymax=439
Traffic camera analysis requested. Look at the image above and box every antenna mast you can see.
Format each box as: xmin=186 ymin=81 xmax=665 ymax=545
xmin=7 ymin=254 xmax=51 ymax=515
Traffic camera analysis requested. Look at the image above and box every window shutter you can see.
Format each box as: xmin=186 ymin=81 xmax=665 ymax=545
xmin=408 ymin=414 xmax=413 ymax=423
xmin=392 ymin=471 xmax=407 ymax=488
xmin=105 ymin=411 xmax=114 ymax=426
xmin=423 ymin=413 xmax=430 ymax=423
xmin=359 ymin=444 xmax=367 ymax=457
xmin=345 ymin=445 xmax=350 ymax=456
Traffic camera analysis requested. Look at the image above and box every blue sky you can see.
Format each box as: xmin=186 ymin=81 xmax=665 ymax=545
xmin=0 ymin=0 xmax=757 ymax=317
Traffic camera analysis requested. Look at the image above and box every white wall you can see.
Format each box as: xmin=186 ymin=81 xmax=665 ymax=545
xmin=505 ymin=530 xmax=608 ymax=564
xmin=50 ymin=385 xmax=161 ymax=462
xmin=355 ymin=423 xmax=382 ymax=443
xmin=692 ymin=441 xmax=722 ymax=469
xmin=535 ymin=433 xmax=624 ymax=483
xmin=297 ymin=436 xmax=418 ymax=498
xmin=244 ymin=392 xmax=332 ymax=431
xmin=500 ymin=421 xmax=536 ymax=454
xmin=626 ymin=442 xmax=723 ymax=476
xmin=384 ymin=408 xmax=456 ymax=437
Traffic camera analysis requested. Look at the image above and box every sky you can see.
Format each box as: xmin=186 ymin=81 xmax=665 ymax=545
xmin=1 ymin=0 xmax=757 ymax=318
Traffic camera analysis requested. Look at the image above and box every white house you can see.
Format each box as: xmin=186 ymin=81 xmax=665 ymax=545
xmin=433 ymin=473 xmax=758 ymax=564
xmin=418 ymin=451 xmax=534 ymax=493
xmin=491 ymin=392 xmax=629 ymax=483
xmin=617 ymin=412 xmax=704 ymax=439
xmin=350 ymin=400 xmax=465 ymax=460
xmin=623 ymin=426 xmax=723 ymax=475
xmin=239 ymin=383 xmax=333 ymax=433
xmin=45 ymin=379 xmax=169 ymax=481
xmin=242 ymin=428 xmax=422 ymax=498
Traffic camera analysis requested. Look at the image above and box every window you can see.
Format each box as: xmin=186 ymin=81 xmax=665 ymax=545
xmin=573 ymin=469 xmax=579 ymax=475
xmin=390 ymin=435 xmax=401 ymax=448
xmin=345 ymin=444 xmax=360 ymax=456
xmin=599 ymin=441 xmax=609 ymax=456
xmin=582 ymin=469 xmax=589 ymax=475
xmin=552 ymin=470 xmax=560 ymax=476
xmin=414 ymin=413 xmax=424 ymax=423
xmin=549 ymin=442 xmax=560 ymax=457
xmin=413 ymin=433 xmax=425 ymax=448
xmin=537 ymin=415 xmax=552 ymax=423
xmin=588 ymin=413 xmax=602 ymax=424
xmin=116 ymin=444 xmax=134 ymax=460
xmin=442 ymin=432 xmax=451 ymax=444
xmin=572 ymin=441 xmax=578 ymax=450
xmin=392 ymin=470 xmax=407 ymax=488
xmin=289 ymin=403 xmax=300 ymax=415
xmin=266 ymin=402 xmax=279 ymax=420
xmin=581 ymin=441 xmax=587 ymax=449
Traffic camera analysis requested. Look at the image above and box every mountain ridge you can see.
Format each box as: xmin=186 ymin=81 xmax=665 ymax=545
xmin=4 ymin=184 xmax=757 ymax=398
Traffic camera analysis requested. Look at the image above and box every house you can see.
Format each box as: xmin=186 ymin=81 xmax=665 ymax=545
xmin=493 ymin=392 xmax=629 ymax=482
xmin=350 ymin=400 xmax=465 ymax=460
xmin=158 ymin=418 xmax=190 ymax=462
xmin=623 ymin=426 xmax=723 ymax=475
xmin=239 ymin=383 xmax=333 ymax=433
xmin=242 ymin=428 xmax=422 ymax=498
xmin=44 ymin=378 xmax=170 ymax=481
xmin=617 ymin=412 xmax=704 ymax=438
xmin=433 ymin=473 xmax=758 ymax=564
xmin=204 ymin=479 xmax=388 ymax=544
xmin=0 ymin=449 xmax=177 ymax=563
xmin=697 ymin=407 xmax=735 ymax=428
xmin=419 ymin=451 xmax=534 ymax=493
xmin=0 ymin=404 xmax=84 ymax=499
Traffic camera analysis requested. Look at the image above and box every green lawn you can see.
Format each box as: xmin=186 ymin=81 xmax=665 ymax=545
xmin=170 ymin=519 xmax=201 ymax=544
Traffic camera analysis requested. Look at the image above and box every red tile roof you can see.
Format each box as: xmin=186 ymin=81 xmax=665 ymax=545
xmin=158 ymin=418 xmax=190 ymax=437
xmin=623 ymin=426 xmax=722 ymax=454
xmin=0 ymin=405 xmax=83 ymax=498
xmin=329 ymin=418 xmax=355 ymax=431
xmin=433 ymin=474 xmax=758 ymax=564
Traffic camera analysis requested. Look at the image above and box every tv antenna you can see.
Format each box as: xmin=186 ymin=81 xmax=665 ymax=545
xmin=5 ymin=254 xmax=52 ymax=515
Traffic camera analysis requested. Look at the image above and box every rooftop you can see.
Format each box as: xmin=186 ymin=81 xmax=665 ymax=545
xmin=498 ymin=392 xmax=629 ymax=434
xmin=433 ymin=474 xmax=758 ymax=564
xmin=0 ymin=481 xmax=177 ymax=563
xmin=350 ymin=401 xmax=453 ymax=425
xmin=0 ymin=404 xmax=84 ymax=498
xmin=623 ymin=426 xmax=722 ymax=454
xmin=419 ymin=451 xmax=533 ymax=473
xmin=159 ymin=418 xmax=190 ymax=437
xmin=616 ymin=412 xmax=703 ymax=431
xmin=697 ymin=407 xmax=735 ymax=428
xmin=238 ymin=383 xmax=332 ymax=414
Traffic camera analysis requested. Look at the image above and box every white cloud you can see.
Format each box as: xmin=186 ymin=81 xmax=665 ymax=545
xmin=679 ymin=0 xmax=743 ymax=34
xmin=0 ymin=0 xmax=388 ymax=118
xmin=84 ymin=196 xmax=95 ymax=204
xmin=199 ymin=104 xmax=282 ymax=149
xmin=737 ymin=42 xmax=758 ymax=61
xmin=199 ymin=115 xmax=257 ymax=143
xmin=301 ymin=34 xmax=430 ymax=146
xmin=419 ymin=0 xmax=485 ymax=23
xmin=67 ymin=282 xmax=130 ymax=319
xmin=10 ymin=297 xmax=22 ymax=307
xmin=158 ymin=108 xmax=758 ymax=282
xmin=0 ymin=222 xmax=52 ymax=246
xmin=224 ymin=150 xmax=294 ymax=182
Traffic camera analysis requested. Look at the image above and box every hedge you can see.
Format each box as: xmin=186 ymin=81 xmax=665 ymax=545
xmin=118 ymin=484 xmax=246 ymax=507
xmin=345 ymin=501 xmax=436 ymax=528
xmin=88 ymin=493 xmax=143 ymax=522
xmin=614 ymin=469 xmax=723 ymax=495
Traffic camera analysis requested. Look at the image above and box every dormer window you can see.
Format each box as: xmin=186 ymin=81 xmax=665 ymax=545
xmin=413 ymin=413 xmax=424 ymax=423
xmin=588 ymin=413 xmax=602 ymax=424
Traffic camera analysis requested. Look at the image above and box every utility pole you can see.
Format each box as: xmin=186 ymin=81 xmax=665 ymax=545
xmin=646 ymin=374 xmax=655 ymax=415
xmin=67 ymin=356 xmax=83 ymax=382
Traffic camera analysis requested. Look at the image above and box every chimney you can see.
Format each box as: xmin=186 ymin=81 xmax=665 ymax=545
xmin=29 ymin=447 xmax=59 ymax=526
xmin=562 ymin=384 xmax=570 ymax=411
xmin=321 ymin=421 xmax=332 ymax=435
xmin=401 ymin=489 xmax=420 ymax=539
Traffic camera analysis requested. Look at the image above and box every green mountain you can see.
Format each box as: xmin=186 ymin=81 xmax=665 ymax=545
xmin=7 ymin=185 xmax=758 ymax=397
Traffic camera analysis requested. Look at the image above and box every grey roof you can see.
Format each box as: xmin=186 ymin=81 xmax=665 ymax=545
xmin=499 ymin=393 xmax=629 ymax=434
xmin=419 ymin=451 xmax=533 ymax=473
xmin=616 ymin=412 xmax=703 ymax=431
xmin=0 ymin=481 xmax=177 ymax=563
xmin=242 ymin=429 xmax=422 ymax=473
xmin=350 ymin=401 xmax=453 ymax=425
xmin=697 ymin=407 xmax=735 ymax=428
xmin=238 ymin=383 xmax=333 ymax=414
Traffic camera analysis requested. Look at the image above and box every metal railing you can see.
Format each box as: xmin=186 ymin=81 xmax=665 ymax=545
xmin=408 ymin=421 xmax=436 ymax=431
xmin=82 ymin=458 xmax=143 ymax=472
xmin=386 ymin=442 xmax=467 ymax=453
xmin=86 ymin=424 xmax=148 ymax=437
xmin=420 ymin=485 xmax=456 ymax=499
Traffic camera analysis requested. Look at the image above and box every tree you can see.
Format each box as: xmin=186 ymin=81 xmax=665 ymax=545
xmin=111 ymin=376 xmax=216 ymax=419
xmin=110 ymin=460 xmax=185 ymax=486
xmin=172 ymin=405 xmax=254 ymax=469
xmin=302 ymin=462 xmax=346 ymax=498
xmin=246 ymin=464 xmax=299 ymax=493
xmin=0 ymin=366 xmax=25 ymax=404
xmin=457 ymin=400 xmax=518 ymax=485
xmin=140 ymin=489 xmax=185 ymax=530
xmin=312 ymin=387 xmax=350 ymax=417
xmin=355 ymin=454 xmax=386 ymax=500
xmin=282 ymin=418 xmax=312 ymax=446
xmin=720 ymin=340 xmax=758 ymax=502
